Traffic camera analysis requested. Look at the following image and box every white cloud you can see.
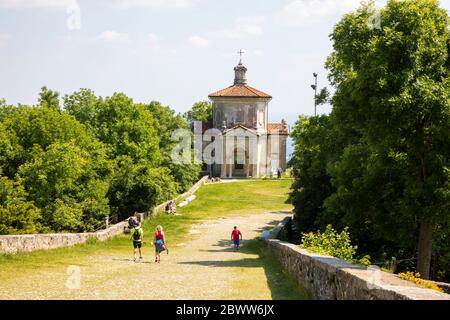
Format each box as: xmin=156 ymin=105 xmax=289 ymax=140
xmin=0 ymin=0 xmax=73 ymax=8
xmin=147 ymin=33 xmax=177 ymax=59
xmin=0 ymin=33 xmax=11 ymax=46
xmin=234 ymin=16 xmax=265 ymax=36
xmin=98 ymin=30 xmax=130 ymax=43
xmin=188 ymin=35 xmax=209 ymax=48
xmin=188 ymin=16 xmax=265 ymax=49
xmin=96 ymin=32 xmax=177 ymax=63
xmin=130 ymin=33 xmax=177 ymax=63
xmin=208 ymin=16 xmax=265 ymax=40
xmin=275 ymin=0 xmax=386 ymax=26
xmin=0 ymin=0 xmax=195 ymax=9
xmin=111 ymin=0 xmax=194 ymax=9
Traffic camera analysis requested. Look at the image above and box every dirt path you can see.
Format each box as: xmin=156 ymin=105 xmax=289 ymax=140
xmin=1 ymin=211 xmax=305 ymax=300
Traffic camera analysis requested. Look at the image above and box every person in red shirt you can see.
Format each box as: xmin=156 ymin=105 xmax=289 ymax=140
xmin=231 ymin=226 xmax=243 ymax=251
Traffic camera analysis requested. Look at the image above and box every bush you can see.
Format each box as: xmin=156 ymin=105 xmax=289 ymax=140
xmin=108 ymin=156 xmax=178 ymax=219
xmin=300 ymin=224 xmax=371 ymax=266
xmin=300 ymin=225 xmax=356 ymax=262
xmin=0 ymin=176 xmax=40 ymax=234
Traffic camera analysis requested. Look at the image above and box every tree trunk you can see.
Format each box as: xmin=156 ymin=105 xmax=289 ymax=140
xmin=415 ymin=128 xmax=433 ymax=279
xmin=416 ymin=222 xmax=433 ymax=279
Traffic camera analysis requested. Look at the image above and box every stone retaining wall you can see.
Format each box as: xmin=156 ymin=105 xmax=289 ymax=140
xmin=151 ymin=176 xmax=208 ymax=216
xmin=0 ymin=176 xmax=208 ymax=254
xmin=265 ymin=217 xmax=450 ymax=300
xmin=0 ymin=222 xmax=130 ymax=254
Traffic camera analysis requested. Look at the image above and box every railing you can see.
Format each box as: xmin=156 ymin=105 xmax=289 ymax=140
xmin=91 ymin=214 xmax=119 ymax=232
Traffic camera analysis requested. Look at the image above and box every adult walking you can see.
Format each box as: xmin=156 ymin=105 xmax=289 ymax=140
xmin=277 ymin=167 xmax=283 ymax=179
xmin=130 ymin=223 xmax=144 ymax=262
xmin=127 ymin=216 xmax=138 ymax=230
xmin=154 ymin=225 xmax=168 ymax=263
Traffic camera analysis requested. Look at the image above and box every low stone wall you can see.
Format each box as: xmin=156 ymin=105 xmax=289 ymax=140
xmin=0 ymin=221 xmax=129 ymax=254
xmin=265 ymin=218 xmax=450 ymax=300
xmin=152 ymin=176 xmax=208 ymax=215
xmin=0 ymin=176 xmax=208 ymax=254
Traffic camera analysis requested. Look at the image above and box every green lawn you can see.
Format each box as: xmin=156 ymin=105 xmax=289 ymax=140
xmin=136 ymin=179 xmax=294 ymax=247
xmin=0 ymin=180 xmax=293 ymax=270
xmin=0 ymin=179 xmax=307 ymax=299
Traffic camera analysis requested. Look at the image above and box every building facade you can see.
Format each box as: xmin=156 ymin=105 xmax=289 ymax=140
xmin=207 ymin=59 xmax=288 ymax=178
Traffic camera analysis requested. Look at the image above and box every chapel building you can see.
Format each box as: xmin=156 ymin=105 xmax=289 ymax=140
xmin=207 ymin=58 xmax=288 ymax=178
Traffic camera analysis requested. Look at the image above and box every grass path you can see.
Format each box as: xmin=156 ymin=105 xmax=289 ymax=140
xmin=0 ymin=180 xmax=310 ymax=300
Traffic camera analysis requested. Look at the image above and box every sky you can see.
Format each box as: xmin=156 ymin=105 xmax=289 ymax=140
xmin=0 ymin=0 xmax=449 ymax=125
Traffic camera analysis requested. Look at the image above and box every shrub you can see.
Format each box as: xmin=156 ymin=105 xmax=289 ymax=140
xmin=300 ymin=225 xmax=371 ymax=266
xmin=0 ymin=176 xmax=40 ymax=234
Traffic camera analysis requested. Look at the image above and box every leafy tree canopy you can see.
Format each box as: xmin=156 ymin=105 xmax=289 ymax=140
xmin=183 ymin=101 xmax=213 ymax=124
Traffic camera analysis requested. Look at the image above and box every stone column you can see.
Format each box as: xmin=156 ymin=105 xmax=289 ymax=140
xmin=256 ymin=137 xmax=263 ymax=177
xmin=221 ymin=138 xmax=227 ymax=178
xmin=221 ymin=163 xmax=226 ymax=178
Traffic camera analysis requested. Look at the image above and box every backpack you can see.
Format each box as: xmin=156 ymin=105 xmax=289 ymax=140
xmin=133 ymin=228 xmax=141 ymax=241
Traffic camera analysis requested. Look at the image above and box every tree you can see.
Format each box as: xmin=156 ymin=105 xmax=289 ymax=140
xmin=0 ymin=176 xmax=40 ymax=234
xmin=183 ymin=101 xmax=213 ymax=125
xmin=39 ymin=86 xmax=60 ymax=110
xmin=17 ymin=141 xmax=110 ymax=232
xmin=0 ymin=104 xmax=111 ymax=232
xmin=315 ymin=87 xmax=330 ymax=106
xmin=288 ymin=115 xmax=357 ymax=233
xmin=325 ymin=0 xmax=450 ymax=278
xmin=324 ymin=140 xmax=419 ymax=259
xmin=147 ymin=101 xmax=201 ymax=192
xmin=64 ymin=91 xmax=199 ymax=217
xmin=64 ymin=91 xmax=161 ymax=164
xmin=63 ymin=88 xmax=99 ymax=132
xmin=0 ymin=88 xmax=202 ymax=234
xmin=0 ymin=105 xmax=107 ymax=177
xmin=0 ymin=122 xmax=21 ymax=178
xmin=107 ymin=156 xmax=177 ymax=219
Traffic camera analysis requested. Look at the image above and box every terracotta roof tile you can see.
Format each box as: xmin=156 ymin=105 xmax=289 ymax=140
xmin=268 ymin=123 xmax=289 ymax=135
xmin=209 ymin=84 xmax=272 ymax=98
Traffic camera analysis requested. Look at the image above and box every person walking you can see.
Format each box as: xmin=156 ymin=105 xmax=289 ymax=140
xmin=128 ymin=216 xmax=138 ymax=230
xmin=130 ymin=223 xmax=144 ymax=262
xmin=277 ymin=167 xmax=283 ymax=179
xmin=231 ymin=226 xmax=243 ymax=251
xmin=170 ymin=201 xmax=177 ymax=214
xmin=154 ymin=225 xmax=167 ymax=263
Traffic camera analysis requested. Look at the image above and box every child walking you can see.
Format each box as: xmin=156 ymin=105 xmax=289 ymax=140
xmin=231 ymin=226 xmax=243 ymax=251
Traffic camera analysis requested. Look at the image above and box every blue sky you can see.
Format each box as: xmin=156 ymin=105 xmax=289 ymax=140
xmin=0 ymin=0 xmax=449 ymax=124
